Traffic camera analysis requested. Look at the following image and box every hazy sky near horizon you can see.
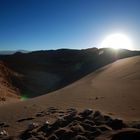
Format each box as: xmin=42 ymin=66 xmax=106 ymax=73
xmin=0 ymin=0 xmax=140 ymax=51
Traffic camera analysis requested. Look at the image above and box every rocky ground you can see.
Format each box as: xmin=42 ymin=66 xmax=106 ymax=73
xmin=0 ymin=108 xmax=140 ymax=140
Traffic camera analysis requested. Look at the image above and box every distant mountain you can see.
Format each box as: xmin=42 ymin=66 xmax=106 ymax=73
xmin=0 ymin=47 xmax=140 ymax=99
xmin=0 ymin=50 xmax=29 ymax=55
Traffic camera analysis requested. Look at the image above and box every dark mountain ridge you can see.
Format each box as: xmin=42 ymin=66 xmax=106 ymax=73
xmin=0 ymin=47 xmax=140 ymax=98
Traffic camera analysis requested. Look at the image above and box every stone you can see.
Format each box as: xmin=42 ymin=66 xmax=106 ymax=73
xmin=28 ymin=123 xmax=39 ymax=130
xmin=72 ymin=135 xmax=88 ymax=140
xmin=80 ymin=122 xmax=97 ymax=132
xmin=107 ymin=119 xmax=125 ymax=130
xmin=79 ymin=109 xmax=93 ymax=118
xmin=96 ymin=125 xmax=112 ymax=132
xmin=83 ymin=119 xmax=95 ymax=126
xmin=48 ymin=134 xmax=58 ymax=140
xmin=70 ymin=124 xmax=85 ymax=133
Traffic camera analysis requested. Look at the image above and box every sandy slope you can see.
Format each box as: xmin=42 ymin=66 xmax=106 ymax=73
xmin=33 ymin=55 xmax=140 ymax=121
xmin=0 ymin=56 xmax=140 ymax=137
xmin=0 ymin=61 xmax=20 ymax=104
xmin=0 ymin=56 xmax=140 ymax=119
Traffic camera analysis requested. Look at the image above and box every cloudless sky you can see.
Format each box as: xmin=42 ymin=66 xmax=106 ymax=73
xmin=0 ymin=0 xmax=140 ymax=50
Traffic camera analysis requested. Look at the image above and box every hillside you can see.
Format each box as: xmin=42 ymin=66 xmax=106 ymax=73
xmin=0 ymin=48 xmax=139 ymax=99
xmin=0 ymin=56 xmax=139 ymax=139
xmin=0 ymin=61 xmax=20 ymax=104
xmin=32 ymin=55 xmax=140 ymax=121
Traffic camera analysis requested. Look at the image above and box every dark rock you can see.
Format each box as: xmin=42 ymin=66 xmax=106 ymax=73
xmin=80 ymin=122 xmax=97 ymax=132
xmin=84 ymin=131 xmax=95 ymax=139
xmin=74 ymin=115 xmax=85 ymax=121
xmin=17 ymin=117 xmax=35 ymax=123
xmin=83 ymin=119 xmax=95 ymax=126
xmin=94 ymin=114 xmax=105 ymax=125
xmin=130 ymin=122 xmax=140 ymax=129
xmin=104 ymin=115 xmax=113 ymax=123
xmin=107 ymin=119 xmax=125 ymax=130
xmin=79 ymin=109 xmax=93 ymax=118
xmin=28 ymin=123 xmax=39 ymax=131
xmin=20 ymin=130 xmax=32 ymax=140
xmin=54 ymin=117 xmax=68 ymax=127
xmin=92 ymin=129 xmax=102 ymax=137
xmin=0 ymin=122 xmax=5 ymax=127
xmin=111 ymin=129 xmax=140 ymax=140
xmin=93 ymin=111 xmax=102 ymax=118
xmin=70 ymin=124 xmax=85 ymax=133
xmin=54 ymin=128 xmax=67 ymax=137
xmin=0 ymin=122 xmax=9 ymax=128
xmin=53 ymin=129 xmax=74 ymax=139
xmin=96 ymin=125 xmax=112 ymax=132
xmin=55 ymin=129 xmax=75 ymax=140
xmin=27 ymin=137 xmax=38 ymax=140
xmin=36 ymin=135 xmax=46 ymax=140
xmin=48 ymin=134 xmax=58 ymax=140
xmin=72 ymin=135 xmax=88 ymax=140
xmin=36 ymin=112 xmax=45 ymax=117
xmin=63 ymin=111 xmax=77 ymax=122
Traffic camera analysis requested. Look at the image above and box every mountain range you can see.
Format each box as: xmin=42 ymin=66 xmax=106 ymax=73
xmin=0 ymin=47 xmax=140 ymax=100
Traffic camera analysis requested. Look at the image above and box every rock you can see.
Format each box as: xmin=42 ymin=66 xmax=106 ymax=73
xmin=94 ymin=114 xmax=105 ymax=125
xmin=91 ymin=129 xmax=102 ymax=137
xmin=0 ymin=122 xmax=5 ymax=127
xmin=74 ymin=115 xmax=85 ymax=121
xmin=54 ymin=117 xmax=68 ymax=127
xmin=64 ymin=110 xmax=77 ymax=120
xmin=0 ymin=122 xmax=10 ymax=128
xmin=47 ymin=107 xmax=58 ymax=114
xmin=84 ymin=131 xmax=96 ymax=139
xmin=93 ymin=111 xmax=102 ymax=118
xmin=68 ymin=120 xmax=81 ymax=127
xmin=95 ymin=97 xmax=99 ymax=100
xmin=107 ymin=119 xmax=125 ymax=130
xmin=80 ymin=122 xmax=97 ymax=132
xmin=54 ymin=129 xmax=75 ymax=140
xmin=54 ymin=128 xmax=67 ymax=137
xmin=72 ymin=135 xmax=88 ymax=140
xmin=104 ymin=115 xmax=113 ymax=123
xmin=70 ymin=124 xmax=85 ymax=133
xmin=79 ymin=109 xmax=93 ymax=118
xmin=111 ymin=129 xmax=140 ymax=140
xmin=36 ymin=135 xmax=46 ymax=140
xmin=96 ymin=125 xmax=112 ymax=132
xmin=130 ymin=122 xmax=140 ymax=129
xmin=39 ymin=122 xmax=51 ymax=135
xmin=28 ymin=123 xmax=39 ymax=130
xmin=0 ymin=130 xmax=8 ymax=136
xmin=27 ymin=137 xmax=39 ymax=140
xmin=17 ymin=117 xmax=35 ymax=123
xmin=36 ymin=112 xmax=45 ymax=117
xmin=67 ymin=108 xmax=77 ymax=113
xmin=83 ymin=119 xmax=95 ymax=126
xmin=48 ymin=134 xmax=58 ymax=140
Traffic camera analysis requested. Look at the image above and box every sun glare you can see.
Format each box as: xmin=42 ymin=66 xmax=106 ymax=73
xmin=101 ymin=33 xmax=133 ymax=50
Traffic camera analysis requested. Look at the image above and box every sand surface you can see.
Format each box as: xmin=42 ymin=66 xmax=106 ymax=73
xmin=0 ymin=56 xmax=140 ymax=138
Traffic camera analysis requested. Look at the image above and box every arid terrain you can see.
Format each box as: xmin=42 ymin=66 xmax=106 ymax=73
xmin=0 ymin=49 xmax=140 ymax=139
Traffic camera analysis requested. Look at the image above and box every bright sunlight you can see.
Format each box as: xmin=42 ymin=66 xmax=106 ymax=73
xmin=101 ymin=33 xmax=133 ymax=50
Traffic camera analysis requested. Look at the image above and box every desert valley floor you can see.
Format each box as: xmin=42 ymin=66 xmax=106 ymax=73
xmin=0 ymin=56 xmax=140 ymax=140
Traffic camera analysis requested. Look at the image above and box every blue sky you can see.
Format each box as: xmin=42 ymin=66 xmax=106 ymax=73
xmin=0 ymin=0 xmax=140 ymax=50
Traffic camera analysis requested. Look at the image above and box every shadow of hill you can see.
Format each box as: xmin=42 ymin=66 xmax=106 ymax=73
xmin=0 ymin=48 xmax=140 ymax=98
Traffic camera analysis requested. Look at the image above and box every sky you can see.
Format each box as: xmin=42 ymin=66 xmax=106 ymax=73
xmin=0 ymin=0 xmax=140 ymax=51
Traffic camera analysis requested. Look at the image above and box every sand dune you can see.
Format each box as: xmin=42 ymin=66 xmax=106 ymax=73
xmin=0 ymin=56 xmax=140 ymax=119
xmin=0 ymin=56 xmax=140 ymax=139
xmin=32 ymin=55 xmax=140 ymax=121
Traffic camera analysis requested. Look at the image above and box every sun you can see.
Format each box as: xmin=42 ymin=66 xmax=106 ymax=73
xmin=101 ymin=33 xmax=133 ymax=50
